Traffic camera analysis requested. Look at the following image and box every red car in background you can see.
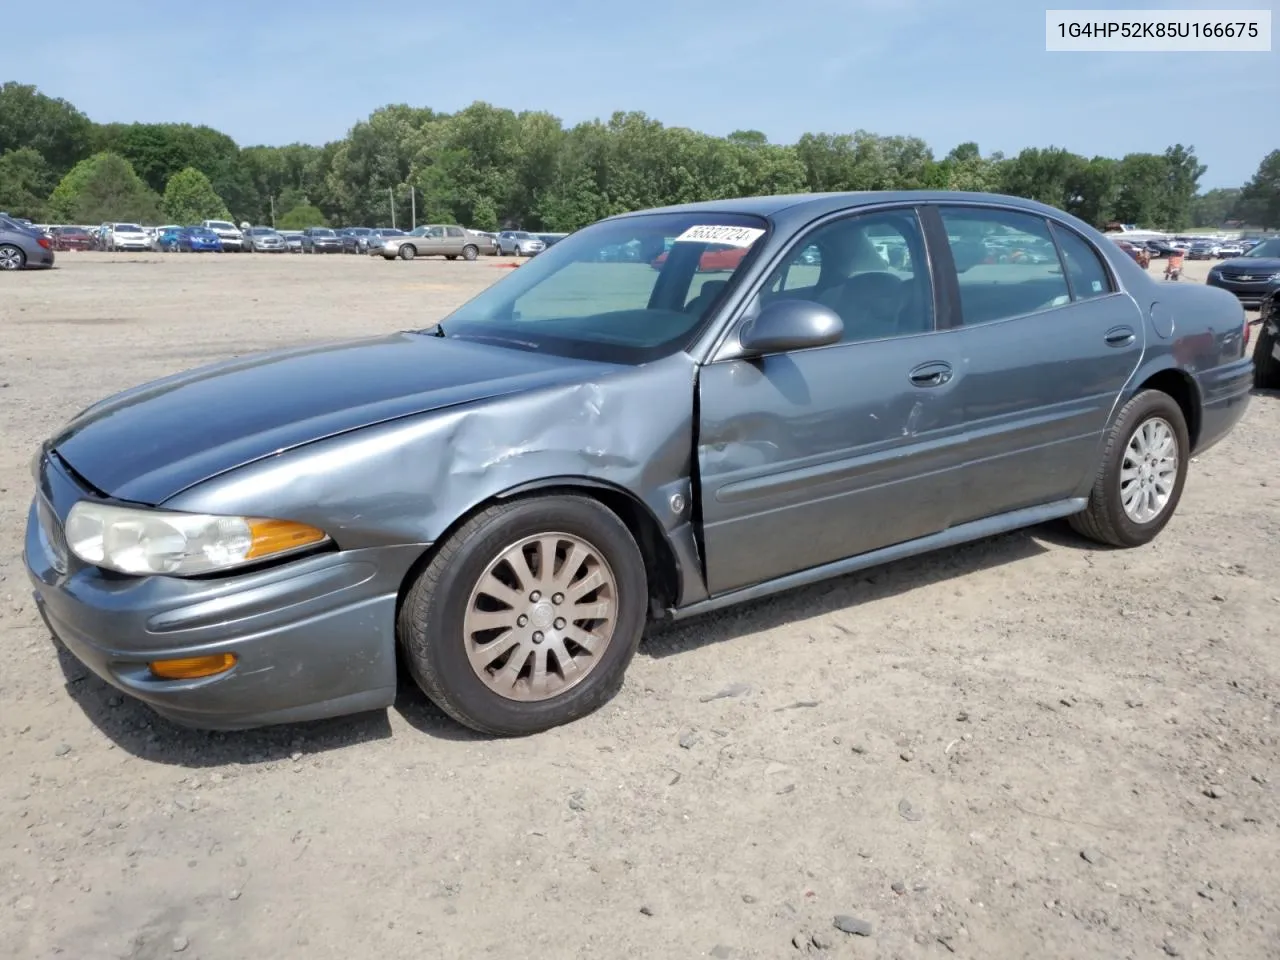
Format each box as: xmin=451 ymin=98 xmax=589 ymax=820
xmin=49 ymin=226 xmax=94 ymax=251
xmin=650 ymin=243 xmax=749 ymax=272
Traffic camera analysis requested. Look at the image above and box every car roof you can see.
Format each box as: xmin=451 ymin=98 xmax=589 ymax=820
xmin=602 ymin=190 xmax=1098 ymax=227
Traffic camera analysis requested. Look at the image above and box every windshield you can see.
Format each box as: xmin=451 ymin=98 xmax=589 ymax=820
xmin=206 ymin=221 xmax=234 ymax=231
xmin=436 ymin=212 xmax=768 ymax=364
xmin=1244 ymin=238 xmax=1280 ymax=258
xmin=311 ymin=228 xmax=336 ymax=237
xmin=379 ymin=228 xmax=404 ymax=236
xmin=115 ymin=224 xmax=142 ymax=232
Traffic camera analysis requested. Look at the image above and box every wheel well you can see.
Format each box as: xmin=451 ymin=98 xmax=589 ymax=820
xmin=394 ymin=483 xmax=681 ymax=626
xmin=1137 ymin=368 xmax=1201 ymax=450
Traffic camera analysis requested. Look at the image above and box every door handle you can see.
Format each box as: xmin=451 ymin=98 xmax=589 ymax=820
xmin=908 ymin=361 xmax=953 ymax=387
xmin=1104 ymin=326 xmax=1136 ymax=347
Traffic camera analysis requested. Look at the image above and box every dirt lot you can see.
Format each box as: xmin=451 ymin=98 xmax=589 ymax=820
xmin=1 ymin=251 xmax=1277 ymax=960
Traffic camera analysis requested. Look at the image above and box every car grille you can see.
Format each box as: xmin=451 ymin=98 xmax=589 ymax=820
xmin=36 ymin=493 xmax=68 ymax=574
xmin=1222 ymin=272 xmax=1266 ymax=282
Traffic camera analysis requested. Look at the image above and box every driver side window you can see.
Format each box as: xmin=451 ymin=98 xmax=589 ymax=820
xmin=761 ymin=209 xmax=935 ymax=343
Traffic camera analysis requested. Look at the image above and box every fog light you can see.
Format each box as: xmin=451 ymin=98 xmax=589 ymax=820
xmin=149 ymin=653 xmax=237 ymax=680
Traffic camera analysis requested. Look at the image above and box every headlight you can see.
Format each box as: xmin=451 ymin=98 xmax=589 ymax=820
xmin=64 ymin=502 xmax=327 ymax=576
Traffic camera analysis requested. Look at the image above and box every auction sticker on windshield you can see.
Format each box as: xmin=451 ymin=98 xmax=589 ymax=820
xmin=673 ymin=225 xmax=765 ymax=247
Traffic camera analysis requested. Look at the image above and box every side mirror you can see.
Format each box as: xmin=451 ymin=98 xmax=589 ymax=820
xmin=738 ymin=299 xmax=843 ymax=355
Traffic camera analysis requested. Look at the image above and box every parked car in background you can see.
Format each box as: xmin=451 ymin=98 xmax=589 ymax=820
xmin=103 ymin=223 xmax=151 ymax=252
xmin=1187 ymin=241 xmax=1216 ymax=261
xmin=159 ymin=226 xmax=223 ymax=253
xmin=650 ymin=242 xmax=749 ymax=273
xmin=1143 ymin=240 xmax=1179 ymax=259
xmin=0 ymin=216 xmax=55 ymax=270
xmin=496 ymin=230 xmax=546 ymax=256
xmin=22 ymin=191 xmax=1255 ymax=736
xmin=150 ymin=225 xmax=183 ymax=251
xmin=302 ymin=227 xmax=344 ymax=254
xmin=371 ymin=224 xmax=483 ymax=261
xmin=366 ymin=227 xmax=405 ymax=252
xmin=201 ymin=220 xmax=244 ymax=252
xmin=49 ymin=226 xmax=94 ymax=251
xmin=1206 ymin=236 xmax=1280 ymax=309
xmin=338 ymin=227 xmax=375 ymax=253
xmin=244 ymin=227 xmax=287 ymax=253
xmin=1217 ymin=241 xmax=1244 ymax=258
xmin=535 ymin=233 xmax=569 ymax=249
xmin=277 ymin=230 xmax=304 ymax=253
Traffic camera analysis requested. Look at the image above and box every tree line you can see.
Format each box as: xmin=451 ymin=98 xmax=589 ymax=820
xmin=1 ymin=81 xmax=1276 ymax=232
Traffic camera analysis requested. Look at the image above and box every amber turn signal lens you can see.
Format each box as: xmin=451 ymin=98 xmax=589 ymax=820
xmin=244 ymin=518 xmax=327 ymax=559
xmin=149 ymin=653 xmax=238 ymax=680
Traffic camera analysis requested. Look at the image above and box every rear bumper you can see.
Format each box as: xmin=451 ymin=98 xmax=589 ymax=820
xmin=24 ymin=485 xmax=426 ymax=730
xmin=1193 ymin=356 xmax=1253 ymax=456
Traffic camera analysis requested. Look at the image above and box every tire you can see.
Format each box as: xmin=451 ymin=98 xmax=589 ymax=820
xmin=446 ymin=254 xmax=457 ymax=261
xmin=399 ymin=244 xmax=416 ymax=261
xmin=461 ymin=244 xmax=478 ymax=261
xmin=0 ymin=244 xmax=26 ymax=271
xmin=1254 ymin=314 xmax=1280 ymax=389
xmin=1068 ymin=388 xmax=1190 ymax=548
xmin=382 ymin=254 xmax=396 ymax=261
xmin=398 ymin=495 xmax=648 ymax=736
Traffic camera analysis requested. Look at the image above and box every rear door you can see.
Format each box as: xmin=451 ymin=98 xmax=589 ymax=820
xmin=696 ymin=205 xmax=974 ymax=596
xmin=924 ymin=203 xmax=1145 ymax=523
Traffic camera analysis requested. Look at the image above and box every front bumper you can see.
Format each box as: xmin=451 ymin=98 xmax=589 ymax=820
xmin=217 ymin=236 xmax=244 ymax=250
xmin=1206 ymin=273 xmax=1280 ymax=309
xmin=312 ymin=243 xmax=343 ymax=253
xmin=23 ymin=455 xmax=424 ymax=730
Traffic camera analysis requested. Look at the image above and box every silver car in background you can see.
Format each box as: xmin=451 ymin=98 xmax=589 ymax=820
xmin=244 ymin=227 xmax=288 ymax=253
xmin=496 ymin=230 xmax=546 ymax=256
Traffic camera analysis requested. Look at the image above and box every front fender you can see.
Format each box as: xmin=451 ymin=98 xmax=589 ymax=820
xmin=162 ymin=353 xmax=702 ymax=595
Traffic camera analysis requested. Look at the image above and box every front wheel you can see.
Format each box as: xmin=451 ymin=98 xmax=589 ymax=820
xmin=398 ymin=495 xmax=648 ymax=736
xmin=399 ymin=244 xmax=416 ymax=261
xmin=1068 ymin=389 xmax=1190 ymax=548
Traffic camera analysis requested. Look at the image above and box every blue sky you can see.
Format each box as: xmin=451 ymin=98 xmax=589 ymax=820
xmin=8 ymin=0 xmax=1275 ymax=188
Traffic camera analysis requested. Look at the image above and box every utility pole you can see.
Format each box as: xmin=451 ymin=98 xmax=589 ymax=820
xmin=389 ymin=187 xmax=395 ymax=229
xmin=409 ymin=185 xmax=416 ymax=230
xmin=269 ymin=195 xmax=276 ymax=228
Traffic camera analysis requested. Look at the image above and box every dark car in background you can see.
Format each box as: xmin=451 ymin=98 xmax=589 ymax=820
xmin=1206 ymin=237 xmax=1280 ymax=309
xmin=1187 ymin=241 xmax=1216 ymax=261
xmin=158 ymin=227 xmax=224 ymax=253
xmin=302 ymin=227 xmax=343 ymax=254
xmin=49 ymin=226 xmax=94 ymax=251
xmin=1 ymin=216 xmax=55 ymax=270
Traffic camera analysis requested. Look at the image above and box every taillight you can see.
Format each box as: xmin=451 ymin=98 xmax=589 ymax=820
xmin=37 ymin=236 xmax=51 ymax=250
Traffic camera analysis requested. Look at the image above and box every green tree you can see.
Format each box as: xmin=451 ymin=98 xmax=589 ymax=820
xmin=1237 ymin=150 xmax=1280 ymax=229
xmin=0 ymin=82 xmax=93 ymax=174
xmin=47 ymin=151 xmax=162 ymax=223
xmin=276 ymin=203 xmax=328 ymax=229
xmin=0 ymin=147 xmax=57 ymax=219
xmin=1156 ymin=144 xmax=1206 ymax=230
xmin=1111 ymin=153 xmax=1168 ymax=227
xmin=163 ymin=167 xmax=231 ymax=223
xmin=1190 ymin=187 xmax=1242 ymax=227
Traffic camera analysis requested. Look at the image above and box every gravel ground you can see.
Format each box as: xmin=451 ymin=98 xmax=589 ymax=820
xmin=1 ymin=251 xmax=1277 ymax=960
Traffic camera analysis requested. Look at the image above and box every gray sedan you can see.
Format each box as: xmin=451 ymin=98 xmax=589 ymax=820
xmin=24 ymin=191 xmax=1253 ymax=736
xmin=1 ymin=217 xmax=56 ymax=270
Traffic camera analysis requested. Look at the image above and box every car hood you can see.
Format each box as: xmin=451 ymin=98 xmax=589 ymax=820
xmin=1216 ymin=257 xmax=1280 ymax=273
xmin=49 ymin=332 xmax=616 ymax=504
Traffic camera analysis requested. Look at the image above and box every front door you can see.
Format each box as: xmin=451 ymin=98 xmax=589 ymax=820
xmin=696 ymin=206 xmax=973 ymax=596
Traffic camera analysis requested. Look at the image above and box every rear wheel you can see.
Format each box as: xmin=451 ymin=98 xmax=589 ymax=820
xmin=1253 ymin=310 xmax=1280 ymax=389
xmin=398 ymin=495 xmax=648 ymax=736
xmin=462 ymin=244 xmax=478 ymax=261
xmin=0 ymin=244 xmax=26 ymax=270
xmin=1069 ymin=389 xmax=1189 ymax=548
